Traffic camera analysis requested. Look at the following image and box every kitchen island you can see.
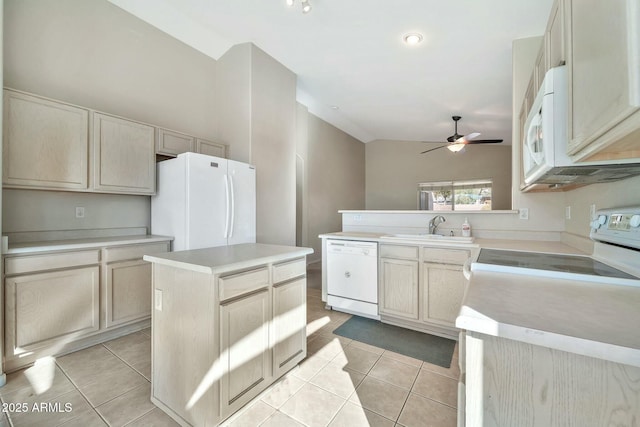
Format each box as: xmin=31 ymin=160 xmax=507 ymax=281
xmin=143 ymin=243 xmax=313 ymax=427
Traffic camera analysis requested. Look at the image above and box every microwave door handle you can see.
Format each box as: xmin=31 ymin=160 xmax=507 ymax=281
xmin=526 ymin=112 xmax=544 ymax=165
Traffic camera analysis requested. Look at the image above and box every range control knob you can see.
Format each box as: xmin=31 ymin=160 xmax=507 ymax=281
xmin=591 ymin=215 xmax=607 ymax=229
xmin=630 ymin=214 xmax=640 ymax=228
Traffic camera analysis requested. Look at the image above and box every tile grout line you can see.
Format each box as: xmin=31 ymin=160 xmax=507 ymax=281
xmin=51 ymin=363 xmax=108 ymax=427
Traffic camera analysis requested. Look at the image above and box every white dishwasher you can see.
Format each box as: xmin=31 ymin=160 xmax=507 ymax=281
xmin=326 ymin=239 xmax=379 ymax=319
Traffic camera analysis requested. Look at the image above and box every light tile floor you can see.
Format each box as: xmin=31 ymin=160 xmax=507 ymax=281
xmin=0 ymin=269 xmax=459 ymax=426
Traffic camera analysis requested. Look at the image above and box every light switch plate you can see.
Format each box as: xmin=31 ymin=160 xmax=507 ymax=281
xmin=75 ymin=207 xmax=85 ymax=218
xmin=519 ymin=208 xmax=529 ymax=220
xmin=565 ymin=206 xmax=571 ymax=219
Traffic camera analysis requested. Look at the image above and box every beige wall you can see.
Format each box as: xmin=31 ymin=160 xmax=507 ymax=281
xmin=215 ymin=44 xmax=252 ymax=163
xmin=250 ymin=46 xmax=297 ymax=246
xmin=307 ymin=114 xmax=366 ymax=264
xmin=366 ymin=140 xmax=512 ymax=210
xmin=2 ymin=189 xmax=149 ymax=235
xmin=3 ymin=0 xmax=220 ymax=235
xmin=4 ymin=0 xmax=218 ymax=139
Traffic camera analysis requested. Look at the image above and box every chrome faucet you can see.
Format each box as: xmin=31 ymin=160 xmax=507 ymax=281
xmin=428 ymin=215 xmax=446 ymax=234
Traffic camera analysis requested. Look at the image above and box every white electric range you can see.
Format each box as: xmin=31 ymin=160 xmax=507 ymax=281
xmin=471 ymin=206 xmax=640 ymax=285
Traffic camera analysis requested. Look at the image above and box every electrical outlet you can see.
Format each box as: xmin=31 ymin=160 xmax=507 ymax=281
xmin=519 ymin=208 xmax=529 ymax=220
xmin=155 ymin=289 xmax=163 ymax=311
xmin=565 ymin=206 xmax=571 ymax=219
xmin=353 ymin=214 xmax=362 ymax=221
xmin=590 ymin=204 xmax=596 ymax=219
xmin=75 ymin=207 xmax=85 ymax=218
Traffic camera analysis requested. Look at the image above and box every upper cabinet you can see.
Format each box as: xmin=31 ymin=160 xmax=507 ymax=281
xmin=3 ymin=90 xmax=89 ymax=190
xmin=156 ymin=128 xmax=195 ymax=156
xmin=3 ymin=88 xmax=226 ymax=195
xmin=196 ymin=138 xmax=227 ymax=158
xmin=93 ymin=113 xmax=156 ymax=194
xmin=566 ymin=0 xmax=640 ymax=161
xmin=155 ymin=129 xmax=228 ymax=158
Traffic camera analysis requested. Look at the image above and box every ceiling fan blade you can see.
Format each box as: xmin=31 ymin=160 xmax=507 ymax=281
xmin=420 ymin=140 xmax=447 ymax=144
xmin=467 ymin=139 xmax=503 ymax=144
xmin=420 ymin=145 xmax=447 ymax=154
xmin=464 ymin=132 xmax=481 ymax=141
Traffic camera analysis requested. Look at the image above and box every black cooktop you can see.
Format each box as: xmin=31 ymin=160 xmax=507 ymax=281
xmin=476 ymin=249 xmax=639 ymax=280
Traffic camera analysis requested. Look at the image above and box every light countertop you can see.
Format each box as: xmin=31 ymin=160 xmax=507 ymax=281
xmin=456 ymin=270 xmax=640 ymax=367
xmin=320 ymin=230 xmax=640 ymax=365
xmin=319 ymin=231 xmax=586 ymax=255
xmin=5 ymin=234 xmax=174 ymax=255
xmin=143 ymin=243 xmax=314 ymax=275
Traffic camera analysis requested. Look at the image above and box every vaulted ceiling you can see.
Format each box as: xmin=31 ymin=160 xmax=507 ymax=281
xmin=109 ymin=0 xmax=553 ymax=144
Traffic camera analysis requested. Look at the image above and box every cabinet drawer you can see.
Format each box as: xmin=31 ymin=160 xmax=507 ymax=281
xmin=273 ymin=258 xmax=306 ymax=284
xmin=104 ymin=242 xmax=170 ymax=263
xmin=5 ymin=250 xmax=100 ymax=275
xmin=422 ymin=248 xmax=470 ymax=265
xmin=380 ymin=244 xmax=419 ymax=260
xmin=219 ymin=267 xmax=269 ymax=301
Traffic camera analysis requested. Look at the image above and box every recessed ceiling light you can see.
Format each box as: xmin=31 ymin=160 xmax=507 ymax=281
xmin=403 ymin=33 xmax=423 ymax=46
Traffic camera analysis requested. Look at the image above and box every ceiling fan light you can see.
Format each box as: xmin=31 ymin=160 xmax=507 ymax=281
xmin=301 ymin=0 xmax=312 ymax=13
xmin=447 ymin=143 xmax=466 ymax=153
xmin=286 ymin=0 xmax=294 ymax=6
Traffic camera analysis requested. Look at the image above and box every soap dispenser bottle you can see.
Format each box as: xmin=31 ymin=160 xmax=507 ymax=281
xmin=462 ymin=217 xmax=471 ymax=237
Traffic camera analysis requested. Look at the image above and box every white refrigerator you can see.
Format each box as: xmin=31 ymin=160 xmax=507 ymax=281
xmin=151 ymin=152 xmax=256 ymax=251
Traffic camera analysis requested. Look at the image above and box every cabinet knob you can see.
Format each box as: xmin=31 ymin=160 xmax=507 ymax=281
xmin=344 ymin=271 xmax=351 ymax=278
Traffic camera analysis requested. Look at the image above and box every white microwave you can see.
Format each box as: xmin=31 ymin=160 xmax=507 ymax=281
xmin=522 ymin=66 xmax=640 ymax=187
xmin=522 ymin=66 xmax=569 ymax=185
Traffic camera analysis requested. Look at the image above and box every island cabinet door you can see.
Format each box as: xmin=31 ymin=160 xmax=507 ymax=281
xmin=379 ymin=257 xmax=419 ymax=320
xmin=220 ymin=289 xmax=272 ymax=417
xmin=272 ymin=277 xmax=307 ymax=378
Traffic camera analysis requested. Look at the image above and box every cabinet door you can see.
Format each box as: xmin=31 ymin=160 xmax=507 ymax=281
xmin=534 ymin=45 xmax=546 ymax=91
xmin=220 ymin=289 xmax=271 ymax=416
xmin=567 ymin=0 xmax=640 ymax=155
xmin=546 ymin=0 xmax=565 ymax=69
xmin=421 ymin=263 xmax=466 ymax=327
xmin=5 ymin=266 xmax=99 ymax=359
xmin=379 ymin=257 xmax=419 ymax=320
xmin=93 ymin=113 xmax=155 ymax=194
xmin=272 ymin=278 xmax=306 ymax=378
xmin=104 ymin=259 xmax=152 ymax=328
xmin=196 ymin=138 xmax=227 ymax=158
xmin=3 ymin=90 xmax=89 ymax=190
xmin=156 ymin=128 xmax=195 ymax=156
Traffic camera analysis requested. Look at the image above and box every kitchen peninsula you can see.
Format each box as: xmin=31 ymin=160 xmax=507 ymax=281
xmin=143 ymin=243 xmax=313 ymax=426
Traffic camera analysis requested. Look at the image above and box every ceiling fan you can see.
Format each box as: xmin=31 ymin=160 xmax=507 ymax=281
xmin=420 ymin=116 xmax=503 ymax=154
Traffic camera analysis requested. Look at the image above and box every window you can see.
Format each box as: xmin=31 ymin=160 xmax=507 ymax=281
xmin=418 ymin=180 xmax=493 ymax=211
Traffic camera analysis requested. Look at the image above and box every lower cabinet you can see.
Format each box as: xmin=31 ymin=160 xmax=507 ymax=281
xmin=3 ymin=239 xmax=170 ymax=371
xmin=104 ymin=259 xmax=152 ymax=328
xmin=421 ymin=262 xmax=466 ymax=326
xmin=5 ymin=266 xmax=100 ymax=360
xmin=379 ymin=257 xmax=419 ymax=320
xmin=379 ymin=243 xmax=471 ymax=338
xmin=220 ymin=289 xmax=271 ymax=417
xmin=272 ymin=277 xmax=306 ymax=378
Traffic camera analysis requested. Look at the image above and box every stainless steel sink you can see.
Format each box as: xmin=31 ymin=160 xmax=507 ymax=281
xmin=381 ymin=233 xmax=475 ymax=243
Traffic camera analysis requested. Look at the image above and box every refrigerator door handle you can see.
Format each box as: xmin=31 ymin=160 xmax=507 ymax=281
xmin=224 ymin=174 xmax=230 ymax=239
xmin=229 ymin=175 xmax=235 ymax=238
